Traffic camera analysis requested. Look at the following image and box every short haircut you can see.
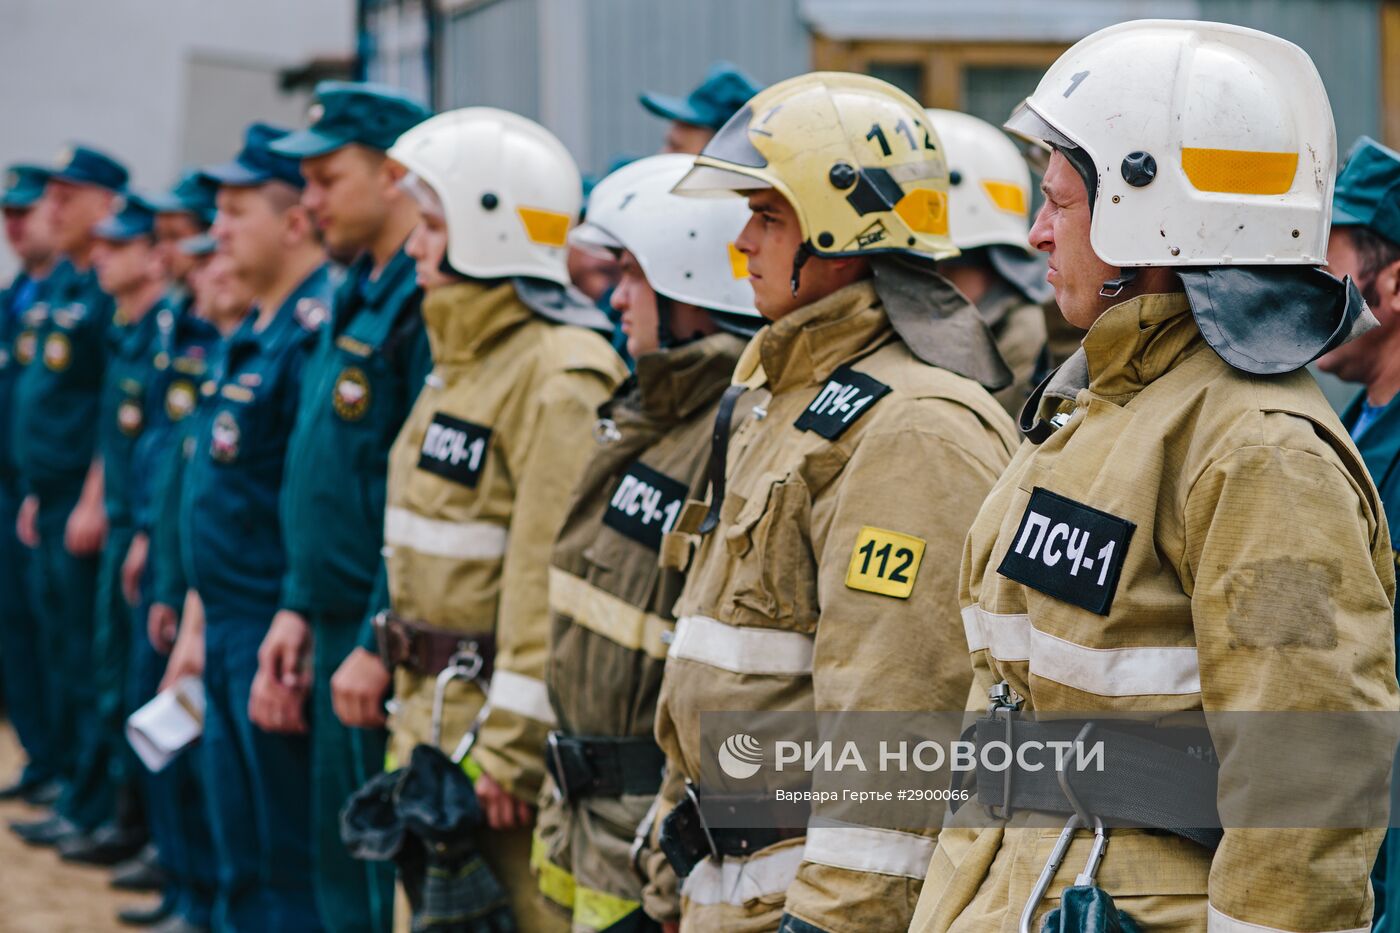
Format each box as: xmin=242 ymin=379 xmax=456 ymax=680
xmin=259 ymin=180 xmax=303 ymax=214
xmin=1349 ymin=226 xmax=1400 ymax=284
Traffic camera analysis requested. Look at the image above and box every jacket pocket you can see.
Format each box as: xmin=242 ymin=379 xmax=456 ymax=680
xmin=724 ymin=474 xmax=819 ymax=632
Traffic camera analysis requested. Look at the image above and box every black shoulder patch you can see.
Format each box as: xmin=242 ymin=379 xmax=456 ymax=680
xmin=603 ymin=461 xmax=689 ymax=551
xmin=996 ymin=487 xmax=1136 ymax=616
xmin=418 ymin=412 xmax=492 ymax=488
xmin=793 ymin=366 xmax=891 ymax=440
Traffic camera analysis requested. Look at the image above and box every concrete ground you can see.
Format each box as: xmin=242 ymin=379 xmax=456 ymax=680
xmin=0 ymin=721 xmax=151 ymax=932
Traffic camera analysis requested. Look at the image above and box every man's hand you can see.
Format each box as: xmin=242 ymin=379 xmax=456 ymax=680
xmin=122 ymin=532 xmax=149 ymax=606
xmin=64 ymin=496 xmax=107 ymax=557
xmin=474 ymin=771 xmax=534 ymax=831
xmin=147 ymin=602 xmax=178 ymax=655
xmin=331 ymin=647 xmax=391 ymax=728
xmin=15 ymin=495 xmax=37 ymax=548
xmin=248 ymin=666 xmax=309 ymax=734
xmin=257 ymin=610 xmax=313 ymax=693
xmin=160 ymin=595 xmax=205 ymax=693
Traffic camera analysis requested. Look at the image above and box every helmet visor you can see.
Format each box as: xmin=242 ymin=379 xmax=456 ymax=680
xmin=1004 ymin=100 xmax=1078 ymax=157
xmin=567 ymin=220 xmax=624 ymax=259
xmin=398 ymin=172 xmax=445 ymax=222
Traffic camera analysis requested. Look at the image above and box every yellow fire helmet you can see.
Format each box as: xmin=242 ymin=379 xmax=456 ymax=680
xmin=672 ymin=72 xmax=958 ymax=263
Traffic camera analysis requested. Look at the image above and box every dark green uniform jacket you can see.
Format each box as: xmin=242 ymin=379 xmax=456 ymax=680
xmin=11 ymin=259 xmax=115 ymax=497
xmin=180 ymin=267 xmax=330 ymax=624
xmin=279 ymin=247 xmax=427 ymax=617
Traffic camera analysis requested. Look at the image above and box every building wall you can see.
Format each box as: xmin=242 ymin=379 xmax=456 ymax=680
xmin=433 ymin=0 xmax=1383 ymax=174
xmin=437 ymin=0 xmax=810 ymax=175
xmin=0 ymin=0 xmax=355 ymax=278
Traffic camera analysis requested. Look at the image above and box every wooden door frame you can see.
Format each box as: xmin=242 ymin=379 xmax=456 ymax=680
xmin=1383 ymin=1 xmax=1400 ymax=148
xmin=812 ymin=35 xmax=1068 ymax=110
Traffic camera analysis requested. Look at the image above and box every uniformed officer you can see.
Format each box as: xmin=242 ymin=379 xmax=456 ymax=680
xmin=10 ymin=144 xmax=127 ymax=848
xmin=642 ymin=73 xmax=1019 ymax=932
xmin=0 ymin=164 xmax=59 ymax=805
xmin=1312 ymin=136 xmax=1400 ymax=930
xmin=640 ymin=61 xmax=762 ymax=156
xmin=161 ymin=122 xmax=331 ymax=932
xmin=52 ymin=194 xmax=169 ymax=870
xmin=365 ymin=107 xmax=627 ymax=929
xmin=925 ymin=109 xmax=1052 ymax=416
xmin=257 ymin=80 xmax=430 ymax=933
xmin=116 ymin=178 xmax=223 ymax=932
xmin=533 ymin=154 xmax=763 ymax=932
xmin=910 ymin=20 xmax=1398 ymax=933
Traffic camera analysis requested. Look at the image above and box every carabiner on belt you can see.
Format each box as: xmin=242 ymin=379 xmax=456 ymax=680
xmin=1019 ymin=723 xmax=1109 ymax=933
xmin=1018 ymin=813 xmax=1108 ymax=933
xmin=430 ymin=646 xmax=488 ymax=757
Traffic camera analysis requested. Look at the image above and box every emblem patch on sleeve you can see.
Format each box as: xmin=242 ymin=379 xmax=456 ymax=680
xmin=603 ymin=461 xmax=689 ymax=551
xmin=996 ymin=487 xmax=1136 ymax=616
xmin=418 ymin=412 xmax=492 ymax=488
xmin=845 ymin=526 xmax=926 ymax=599
xmin=794 ymin=366 xmax=891 ymax=440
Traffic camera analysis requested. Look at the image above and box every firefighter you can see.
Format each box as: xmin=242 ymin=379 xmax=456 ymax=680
xmin=910 ymin=19 xmax=1398 ymax=933
xmin=533 ymin=153 xmax=762 ymax=931
xmin=642 ymin=72 xmax=1019 ymax=931
xmin=363 ymin=106 xmax=627 ymax=928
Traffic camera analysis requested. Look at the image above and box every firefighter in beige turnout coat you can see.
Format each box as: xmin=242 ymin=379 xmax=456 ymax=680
xmin=643 ymin=73 xmax=1019 ymax=933
xmin=912 ymin=20 xmax=1400 ymax=933
xmin=379 ymin=107 xmax=627 ymax=930
xmin=534 ymin=154 xmax=765 ymax=932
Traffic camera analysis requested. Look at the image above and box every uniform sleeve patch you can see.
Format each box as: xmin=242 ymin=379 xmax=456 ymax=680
xmin=602 ymin=461 xmax=689 ymax=551
xmin=845 ymin=525 xmax=926 ymax=599
xmin=418 ymin=412 xmax=492 ymax=488
xmin=996 ymin=487 xmax=1136 ymax=615
xmin=794 ymin=366 xmax=891 ymax=440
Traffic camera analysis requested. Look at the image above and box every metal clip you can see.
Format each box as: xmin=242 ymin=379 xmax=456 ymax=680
xmin=683 ymin=780 xmax=720 ymax=863
xmin=1018 ymin=724 xmax=1109 ymax=933
xmin=1017 ymin=813 xmax=1108 ymax=933
xmin=593 ymin=417 xmax=622 ymax=445
xmin=371 ymin=610 xmax=392 ymax=670
xmin=547 ymin=731 xmax=570 ymax=803
xmin=430 ymin=645 xmax=486 ymax=750
xmin=630 ymin=792 xmax=663 ymax=882
xmin=986 ymin=681 xmax=1022 ymax=821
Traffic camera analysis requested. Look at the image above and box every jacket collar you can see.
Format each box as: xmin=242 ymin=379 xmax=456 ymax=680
xmin=421 ymin=280 xmax=532 ymax=363
xmin=634 ymin=332 xmax=746 ymax=422
xmin=232 ymin=263 xmax=331 ymax=354
xmin=752 ymin=280 xmax=889 ymax=394
xmin=1080 ymin=291 xmax=1205 ymax=401
xmin=1342 ymin=388 xmax=1400 ymax=488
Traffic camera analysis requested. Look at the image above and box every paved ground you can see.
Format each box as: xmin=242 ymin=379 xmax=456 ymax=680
xmin=0 ymin=721 xmax=152 ymax=932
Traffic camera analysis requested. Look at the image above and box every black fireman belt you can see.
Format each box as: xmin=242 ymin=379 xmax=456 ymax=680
xmin=658 ymin=784 xmax=808 ymax=878
xmin=958 ymin=715 xmax=1223 ymax=851
xmin=373 ymin=612 xmax=497 ymax=680
xmin=545 ymin=732 xmax=665 ymax=802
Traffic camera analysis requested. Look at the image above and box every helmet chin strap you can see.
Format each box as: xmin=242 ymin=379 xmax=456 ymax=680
xmin=656 ymin=292 xmax=677 ymax=348
xmin=1099 ymin=267 xmax=1138 ymax=299
xmin=790 ymin=242 xmax=813 ymax=297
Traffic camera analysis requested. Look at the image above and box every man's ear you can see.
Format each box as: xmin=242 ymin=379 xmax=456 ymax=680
xmin=285 ymin=204 xmax=315 ymax=245
xmin=1378 ymin=258 xmax=1400 ymax=323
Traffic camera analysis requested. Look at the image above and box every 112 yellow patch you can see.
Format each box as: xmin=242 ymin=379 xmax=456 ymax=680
xmin=845 ymin=526 xmax=926 ymax=599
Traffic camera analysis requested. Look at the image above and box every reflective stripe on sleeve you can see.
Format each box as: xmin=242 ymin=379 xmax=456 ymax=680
xmin=1207 ymin=904 xmax=1368 ymax=933
xmin=803 ymin=825 xmax=935 ymax=879
xmin=383 ymin=506 xmax=507 ymax=560
xmin=486 ymin=669 xmax=557 ymax=726
xmin=961 ymin=605 xmax=1200 ymax=697
xmin=668 ymin=614 xmax=814 ymax=676
xmin=680 ymin=841 xmax=804 ymax=907
xmin=548 ymin=566 xmax=672 ymax=659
